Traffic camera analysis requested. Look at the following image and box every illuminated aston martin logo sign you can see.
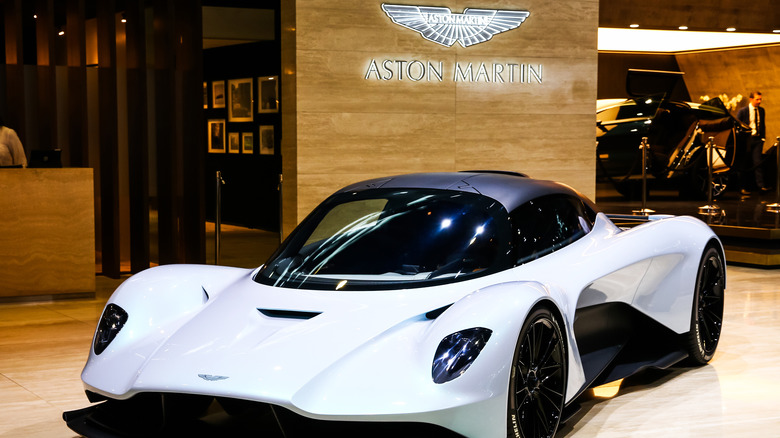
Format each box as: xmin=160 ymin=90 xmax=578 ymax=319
xmin=381 ymin=4 xmax=530 ymax=47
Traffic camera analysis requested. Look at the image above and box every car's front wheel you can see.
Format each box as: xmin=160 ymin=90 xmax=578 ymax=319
xmin=686 ymin=245 xmax=725 ymax=364
xmin=507 ymin=307 xmax=566 ymax=438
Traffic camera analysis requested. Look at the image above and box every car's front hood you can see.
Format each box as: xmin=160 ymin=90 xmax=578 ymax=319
xmin=81 ymin=267 xmax=522 ymax=419
xmin=133 ymin=281 xmax=444 ymax=404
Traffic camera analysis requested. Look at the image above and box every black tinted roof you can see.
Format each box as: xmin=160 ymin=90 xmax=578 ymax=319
xmin=336 ymin=172 xmax=596 ymax=213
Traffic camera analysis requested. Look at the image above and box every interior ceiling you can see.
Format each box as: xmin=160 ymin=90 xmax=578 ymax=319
xmin=202 ymin=6 xmax=274 ymax=49
xmin=599 ymin=0 xmax=780 ymax=33
xmin=599 ymin=0 xmax=780 ymax=52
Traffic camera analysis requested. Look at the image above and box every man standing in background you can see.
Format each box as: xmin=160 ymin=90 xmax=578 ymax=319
xmin=737 ymin=91 xmax=768 ymax=194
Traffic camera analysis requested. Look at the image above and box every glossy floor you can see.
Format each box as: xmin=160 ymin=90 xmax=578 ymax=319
xmin=1 ymin=264 xmax=779 ymax=437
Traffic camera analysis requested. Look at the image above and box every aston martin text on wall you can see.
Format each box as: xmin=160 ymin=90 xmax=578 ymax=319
xmin=364 ymin=59 xmax=543 ymax=84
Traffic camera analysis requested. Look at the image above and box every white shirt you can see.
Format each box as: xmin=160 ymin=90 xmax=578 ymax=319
xmin=0 ymin=126 xmax=26 ymax=167
xmin=749 ymin=103 xmax=760 ymax=136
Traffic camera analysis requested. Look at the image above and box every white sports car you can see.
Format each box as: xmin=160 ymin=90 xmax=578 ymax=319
xmin=64 ymin=171 xmax=725 ymax=438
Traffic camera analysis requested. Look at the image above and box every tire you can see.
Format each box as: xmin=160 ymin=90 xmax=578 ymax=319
xmin=507 ymin=307 xmax=566 ymax=438
xmin=685 ymin=245 xmax=725 ymax=365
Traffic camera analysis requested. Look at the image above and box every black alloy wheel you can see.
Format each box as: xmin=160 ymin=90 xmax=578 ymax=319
xmin=686 ymin=245 xmax=725 ymax=365
xmin=508 ymin=307 xmax=566 ymax=438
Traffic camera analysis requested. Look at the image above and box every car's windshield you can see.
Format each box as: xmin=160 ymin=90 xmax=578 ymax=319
xmin=254 ymin=189 xmax=512 ymax=291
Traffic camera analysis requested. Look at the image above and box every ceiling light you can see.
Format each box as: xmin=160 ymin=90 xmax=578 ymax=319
xmin=599 ymin=28 xmax=780 ymax=52
xmin=629 ymin=24 xmax=639 ymax=28
xmin=679 ymin=26 xmax=688 ymax=30
xmin=726 ymin=27 xmax=736 ymax=32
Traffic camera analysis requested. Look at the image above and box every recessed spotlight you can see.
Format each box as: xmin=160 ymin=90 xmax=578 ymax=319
xmin=629 ymin=24 xmax=639 ymax=28
xmin=726 ymin=27 xmax=736 ymax=32
xmin=678 ymin=26 xmax=688 ymax=30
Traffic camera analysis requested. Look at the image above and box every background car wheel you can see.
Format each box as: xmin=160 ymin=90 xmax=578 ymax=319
xmin=507 ymin=307 xmax=566 ymax=438
xmin=685 ymin=245 xmax=725 ymax=365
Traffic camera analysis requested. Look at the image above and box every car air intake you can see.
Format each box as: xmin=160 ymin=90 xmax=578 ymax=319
xmin=257 ymin=309 xmax=321 ymax=320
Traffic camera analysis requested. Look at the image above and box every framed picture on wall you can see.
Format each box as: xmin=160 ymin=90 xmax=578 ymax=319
xmin=207 ymin=119 xmax=226 ymax=153
xmin=260 ymin=125 xmax=274 ymax=155
xmin=228 ymin=132 xmax=240 ymax=153
xmin=258 ymin=76 xmax=279 ymax=113
xmin=242 ymin=132 xmax=254 ymax=154
xmin=203 ymin=82 xmax=208 ymax=108
xmin=228 ymin=78 xmax=253 ymax=122
xmin=212 ymin=81 xmax=225 ymax=108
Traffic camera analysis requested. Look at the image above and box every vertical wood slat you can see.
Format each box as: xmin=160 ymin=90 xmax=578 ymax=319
xmin=126 ymin=0 xmax=150 ymax=273
xmin=97 ymin=0 xmax=120 ymax=278
xmin=175 ymin=0 xmax=205 ymax=264
xmin=3 ymin=0 xmax=26 ymax=143
xmin=154 ymin=0 xmax=179 ymax=265
xmin=35 ymin=0 xmax=57 ymax=150
xmin=153 ymin=0 xmax=206 ymax=265
xmin=65 ymin=0 xmax=88 ymax=167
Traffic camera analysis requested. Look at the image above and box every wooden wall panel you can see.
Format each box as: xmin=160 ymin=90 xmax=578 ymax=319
xmin=285 ymin=0 xmax=599 ymax=232
xmin=676 ymin=45 xmax=780 ymax=149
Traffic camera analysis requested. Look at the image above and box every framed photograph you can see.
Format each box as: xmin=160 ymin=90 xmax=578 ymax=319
xmin=228 ymin=132 xmax=240 ymax=153
xmin=212 ymin=81 xmax=225 ymax=108
xmin=203 ymin=82 xmax=208 ymax=109
xmin=258 ymin=76 xmax=279 ymax=113
xmin=228 ymin=78 xmax=253 ymax=122
xmin=259 ymin=125 xmax=275 ymax=155
xmin=242 ymin=132 xmax=254 ymax=154
xmin=207 ymin=119 xmax=226 ymax=153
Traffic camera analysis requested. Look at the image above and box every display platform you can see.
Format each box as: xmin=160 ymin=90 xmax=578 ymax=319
xmin=597 ymin=183 xmax=780 ymax=268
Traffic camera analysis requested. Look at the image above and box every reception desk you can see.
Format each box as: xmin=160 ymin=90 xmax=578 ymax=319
xmin=0 ymin=168 xmax=95 ymax=300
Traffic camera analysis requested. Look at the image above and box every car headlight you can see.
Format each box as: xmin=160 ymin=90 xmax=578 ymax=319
xmin=432 ymin=327 xmax=492 ymax=384
xmin=93 ymin=303 xmax=128 ymax=355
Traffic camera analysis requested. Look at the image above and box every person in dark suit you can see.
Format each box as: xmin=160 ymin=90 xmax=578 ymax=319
xmin=736 ymin=91 xmax=768 ymax=194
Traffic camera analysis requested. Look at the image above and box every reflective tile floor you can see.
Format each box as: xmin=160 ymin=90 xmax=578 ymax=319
xmin=2 ymin=238 xmax=780 ymax=436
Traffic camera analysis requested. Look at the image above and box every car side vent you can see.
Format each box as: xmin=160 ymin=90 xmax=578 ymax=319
xmin=425 ymin=305 xmax=452 ymax=320
xmin=258 ymin=309 xmax=322 ymax=320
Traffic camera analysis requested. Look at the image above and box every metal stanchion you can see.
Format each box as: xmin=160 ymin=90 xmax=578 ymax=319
xmin=766 ymin=137 xmax=780 ymax=214
xmin=278 ymin=173 xmax=284 ymax=244
xmin=698 ymin=136 xmax=721 ymax=218
xmin=215 ymin=170 xmax=226 ymax=265
xmin=632 ymin=137 xmax=655 ymax=215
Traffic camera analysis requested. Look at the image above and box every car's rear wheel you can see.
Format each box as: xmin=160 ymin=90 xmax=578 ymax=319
xmin=686 ymin=245 xmax=725 ymax=364
xmin=507 ymin=307 xmax=566 ymax=438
